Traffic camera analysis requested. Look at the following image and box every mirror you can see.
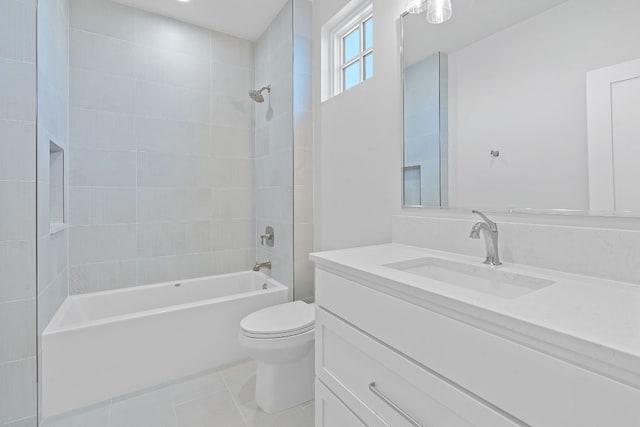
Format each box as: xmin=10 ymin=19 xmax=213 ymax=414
xmin=401 ymin=0 xmax=640 ymax=215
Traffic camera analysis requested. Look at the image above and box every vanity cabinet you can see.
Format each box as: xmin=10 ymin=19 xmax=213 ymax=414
xmin=314 ymin=268 xmax=640 ymax=427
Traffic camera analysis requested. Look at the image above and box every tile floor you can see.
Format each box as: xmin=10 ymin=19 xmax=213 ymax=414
xmin=41 ymin=361 xmax=315 ymax=427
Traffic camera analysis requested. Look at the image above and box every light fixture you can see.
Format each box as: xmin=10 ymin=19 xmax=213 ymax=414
xmin=406 ymin=0 xmax=427 ymax=14
xmin=426 ymin=0 xmax=453 ymax=24
xmin=177 ymin=0 xmax=190 ymax=2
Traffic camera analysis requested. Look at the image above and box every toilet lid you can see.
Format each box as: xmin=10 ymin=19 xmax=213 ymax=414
xmin=240 ymin=301 xmax=315 ymax=338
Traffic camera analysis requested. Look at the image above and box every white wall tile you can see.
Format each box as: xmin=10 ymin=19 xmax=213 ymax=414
xmin=0 ymin=120 xmax=35 ymax=181
xmin=36 ymin=231 xmax=67 ymax=293
xmin=210 ymin=157 xmax=254 ymax=189
xmin=0 ymin=240 xmax=35 ymax=303
xmin=70 ymin=108 xmax=136 ymax=151
xmin=211 ymin=31 xmax=254 ymax=68
xmin=69 ymin=187 xmax=136 ymax=226
xmin=0 ymin=182 xmax=35 ymax=241
xmin=136 ymin=118 xmax=211 ymax=155
xmin=135 ymin=10 xmax=211 ymax=59
xmin=69 ymin=260 xmax=136 ymax=294
xmin=70 ymin=68 xmax=135 ymax=113
xmin=137 ymin=221 xmax=211 ymax=258
xmin=70 ymin=0 xmax=135 ymax=41
xmin=136 ymin=46 xmax=210 ymax=90
xmin=211 ymin=95 xmax=254 ymax=129
xmin=69 ymin=224 xmax=136 ymax=265
xmin=137 ymin=152 xmax=213 ymax=188
xmin=211 ymin=188 xmax=254 ymax=220
xmin=0 ymin=299 xmax=36 ymax=363
xmin=211 ymin=248 xmax=256 ymax=276
xmin=0 ymin=0 xmax=36 ymax=63
xmin=0 ymin=58 xmax=36 ymax=121
xmin=136 ymin=253 xmax=214 ymax=286
xmin=136 ymin=81 xmax=210 ymax=123
xmin=210 ymin=126 xmax=254 ymax=159
xmin=211 ymin=219 xmax=256 ymax=251
xmin=69 ymin=29 xmax=135 ymax=78
xmin=212 ymin=63 xmax=254 ymax=98
xmin=137 ymin=188 xmax=211 ymax=223
xmin=0 ymin=358 xmax=37 ymax=425
xmin=70 ymin=148 xmax=136 ymax=187
xmin=37 ymin=270 xmax=67 ymax=334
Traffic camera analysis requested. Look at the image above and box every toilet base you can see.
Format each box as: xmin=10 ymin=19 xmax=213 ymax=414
xmin=254 ymin=345 xmax=315 ymax=413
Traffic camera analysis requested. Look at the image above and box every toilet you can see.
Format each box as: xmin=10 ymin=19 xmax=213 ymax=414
xmin=239 ymin=301 xmax=315 ymax=414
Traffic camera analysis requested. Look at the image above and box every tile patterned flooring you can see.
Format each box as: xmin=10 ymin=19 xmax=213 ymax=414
xmin=41 ymin=361 xmax=315 ymax=427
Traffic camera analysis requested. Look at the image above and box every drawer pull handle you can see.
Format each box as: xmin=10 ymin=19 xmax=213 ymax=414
xmin=369 ymin=382 xmax=423 ymax=427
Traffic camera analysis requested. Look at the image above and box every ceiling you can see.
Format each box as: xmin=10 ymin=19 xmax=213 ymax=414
xmin=111 ymin=0 xmax=291 ymax=41
xmin=403 ymin=0 xmax=570 ymax=66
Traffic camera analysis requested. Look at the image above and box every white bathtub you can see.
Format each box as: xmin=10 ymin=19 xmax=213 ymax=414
xmin=42 ymin=271 xmax=288 ymax=417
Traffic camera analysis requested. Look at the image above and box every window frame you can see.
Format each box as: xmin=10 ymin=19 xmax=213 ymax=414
xmin=340 ymin=16 xmax=373 ymax=91
xmin=330 ymin=2 xmax=373 ymax=96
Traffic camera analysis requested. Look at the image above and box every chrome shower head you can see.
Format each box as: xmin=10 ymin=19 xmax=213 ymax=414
xmin=249 ymin=85 xmax=271 ymax=103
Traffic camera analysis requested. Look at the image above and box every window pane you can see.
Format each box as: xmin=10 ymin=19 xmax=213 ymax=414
xmin=343 ymin=28 xmax=361 ymax=63
xmin=364 ymin=18 xmax=373 ymax=50
xmin=364 ymin=52 xmax=374 ymax=80
xmin=343 ymin=60 xmax=361 ymax=90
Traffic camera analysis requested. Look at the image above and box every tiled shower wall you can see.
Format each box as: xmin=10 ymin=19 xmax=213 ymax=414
xmin=67 ymin=0 xmax=256 ymax=293
xmin=255 ymin=2 xmax=295 ymax=295
xmin=0 ymin=0 xmax=38 ymax=425
xmin=37 ymin=0 xmax=69 ymax=360
xmin=293 ymin=0 xmax=314 ymax=301
xmin=254 ymin=0 xmax=314 ymax=301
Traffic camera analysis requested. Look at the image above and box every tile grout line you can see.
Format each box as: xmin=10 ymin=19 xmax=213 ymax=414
xmin=221 ymin=374 xmax=250 ymax=427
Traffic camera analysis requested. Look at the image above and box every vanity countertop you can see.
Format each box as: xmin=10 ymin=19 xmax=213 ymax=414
xmin=310 ymin=243 xmax=640 ymax=388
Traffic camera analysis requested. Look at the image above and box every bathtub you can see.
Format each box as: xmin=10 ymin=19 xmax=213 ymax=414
xmin=42 ymin=271 xmax=288 ymax=417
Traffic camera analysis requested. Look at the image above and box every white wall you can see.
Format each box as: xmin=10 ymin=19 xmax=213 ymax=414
xmin=312 ymin=0 xmax=405 ymax=251
xmin=448 ymin=0 xmax=640 ymax=210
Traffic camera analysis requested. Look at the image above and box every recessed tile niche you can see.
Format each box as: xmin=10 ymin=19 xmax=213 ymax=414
xmin=49 ymin=141 xmax=65 ymax=233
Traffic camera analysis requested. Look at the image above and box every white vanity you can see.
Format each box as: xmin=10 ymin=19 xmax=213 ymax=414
xmin=311 ymin=244 xmax=640 ymax=427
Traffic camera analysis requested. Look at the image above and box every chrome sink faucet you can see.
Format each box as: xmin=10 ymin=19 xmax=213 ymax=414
xmin=469 ymin=210 xmax=502 ymax=266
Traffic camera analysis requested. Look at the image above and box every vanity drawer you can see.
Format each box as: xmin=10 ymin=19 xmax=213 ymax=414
xmin=316 ymin=379 xmax=369 ymax=427
xmin=316 ymin=308 xmax=521 ymax=427
xmin=316 ymin=268 xmax=640 ymax=427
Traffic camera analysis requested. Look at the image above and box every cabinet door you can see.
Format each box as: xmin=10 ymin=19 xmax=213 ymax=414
xmin=316 ymin=269 xmax=640 ymax=427
xmin=317 ymin=308 xmax=523 ymax=427
xmin=316 ymin=379 xmax=369 ymax=427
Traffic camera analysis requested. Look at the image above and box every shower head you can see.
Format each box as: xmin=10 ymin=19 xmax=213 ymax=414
xmin=249 ymin=85 xmax=271 ymax=103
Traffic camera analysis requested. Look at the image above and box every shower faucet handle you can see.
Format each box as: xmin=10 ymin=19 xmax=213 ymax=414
xmin=260 ymin=226 xmax=275 ymax=247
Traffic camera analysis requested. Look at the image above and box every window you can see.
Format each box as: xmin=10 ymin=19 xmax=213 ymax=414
xmin=339 ymin=14 xmax=373 ymax=92
xmin=321 ymin=1 xmax=373 ymax=100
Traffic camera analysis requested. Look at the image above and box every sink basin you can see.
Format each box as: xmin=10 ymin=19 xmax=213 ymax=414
xmin=384 ymin=257 xmax=554 ymax=299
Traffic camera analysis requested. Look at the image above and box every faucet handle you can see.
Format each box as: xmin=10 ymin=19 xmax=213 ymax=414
xmin=472 ymin=210 xmax=498 ymax=231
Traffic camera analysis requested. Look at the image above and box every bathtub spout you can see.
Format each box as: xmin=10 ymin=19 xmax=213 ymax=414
xmin=253 ymin=261 xmax=272 ymax=272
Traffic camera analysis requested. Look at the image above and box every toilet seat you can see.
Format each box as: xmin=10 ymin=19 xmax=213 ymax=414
xmin=240 ymin=301 xmax=315 ymax=339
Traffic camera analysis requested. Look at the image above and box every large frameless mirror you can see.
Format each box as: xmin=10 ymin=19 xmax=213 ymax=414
xmin=401 ymin=0 xmax=640 ymax=215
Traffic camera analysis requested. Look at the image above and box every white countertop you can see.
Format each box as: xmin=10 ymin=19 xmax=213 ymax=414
xmin=310 ymin=243 xmax=640 ymax=388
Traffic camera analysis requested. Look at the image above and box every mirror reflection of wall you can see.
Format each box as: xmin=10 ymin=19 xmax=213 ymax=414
xmin=403 ymin=52 xmax=448 ymax=207
xmin=402 ymin=0 xmax=640 ymax=214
